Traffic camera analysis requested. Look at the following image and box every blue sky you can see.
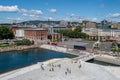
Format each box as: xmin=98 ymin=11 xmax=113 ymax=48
xmin=0 ymin=0 xmax=120 ymax=23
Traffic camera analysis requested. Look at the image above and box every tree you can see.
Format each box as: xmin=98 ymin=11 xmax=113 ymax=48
xmin=111 ymin=42 xmax=117 ymax=48
xmin=0 ymin=26 xmax=14 ymax=40
xmin=31 ymin=40 xmax=34 ymax=45
xmin=14 ymin=39 xmax=34 ymax=46
xmin=111 ymin=48 xmax=116 ymax=53
xmin=117 ymin=49 xmax=120 ymax=57
xmin=59 ymin=29 xmax=88 ymax=39
xmin=74 ymin=27 xmax=82 ymax=32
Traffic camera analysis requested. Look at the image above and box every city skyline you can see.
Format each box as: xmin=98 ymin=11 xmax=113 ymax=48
xmin=0 ymin=0 xmax=120 ymax=23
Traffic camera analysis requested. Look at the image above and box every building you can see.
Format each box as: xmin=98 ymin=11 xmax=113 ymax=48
xmin=82 ymin=28 xmax=120 ymax=41
xmin=111 ymin=23 xmax=120 ymax=29
xmin=10 ymin=26 xmax=19 ymax=36
xmin=86 ymin=22 xmax=97 ymax=28
xmin=101 ymin=20 xmax=108 ymax=25
xmin=43 ymin=26 xmax=67 ymax=41
xmin=51 ymin=33 xmax=63 ymax=42
xmin=81 ymin=20 xmax=97 ymax=28
xmin=82 ymin=20 xmax=89 ymax=27
xmin=15 ymin=29 xmax=24 ymax=39
xmin=24 ymin=28 xmax=48 ymax=44
xmin=59 ymin=20 xmax=68 ymax=26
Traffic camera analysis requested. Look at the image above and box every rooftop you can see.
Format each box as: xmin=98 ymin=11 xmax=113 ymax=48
xmin=24 ymin=28 xmax=47 ymax=31
xmin=0 ymin=58 xmax=119 ymax=80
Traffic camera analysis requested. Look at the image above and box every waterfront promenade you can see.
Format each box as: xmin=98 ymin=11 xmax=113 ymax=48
xmin=0 ymin=58 xmax=119 ymax=80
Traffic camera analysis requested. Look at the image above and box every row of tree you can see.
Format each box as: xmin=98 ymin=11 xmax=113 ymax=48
xmin=59 ymin=27 xmax=89 ymax=38
xmin=14 ymin=39 xmax=34 ymax=46
xmin=0 ymin=26 xmax=14 ymax=40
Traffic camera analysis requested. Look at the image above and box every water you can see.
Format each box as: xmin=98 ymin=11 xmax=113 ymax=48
xmin=0 ymin=48 xmax=75 ymax=74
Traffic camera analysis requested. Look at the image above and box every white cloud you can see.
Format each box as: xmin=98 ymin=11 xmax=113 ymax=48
xmin=49 ymin=9 xmax=57 ymax=13
xmin=91 ymin=18 xmax=98 ymax=22
xmin=66 ymin=13 xmax=75 ymax=17
xmin=0 ymin=5 xmax=19 ymax=12
xmin=4 ymin=17 xmax=23 ymax=23
xmin=30 ymin=10 xmax=43 ymax=15
xmin=20 ymin=9 xmax=42 ymax=17
xmin=22 ymin=13 xmax=28 ymax=16
xmin=21 ymin=9 xmax=27 ymax=13
xmin=107 ymin=13 xmax=120 ymax=18
xmin=62 ymin=17 xmax=98 ymax=22
xmin=4 ymin=18 xmax=23 ymax=23
xmin=41 ymin=16 xmax=57 ymax=21
xmin=61 ymin=17 xmax=79 ymax=22
xmin=29 ymin=15 xmax=40 ymax=20
xmin=48 ymin=17 xmax=54 ymax=20
xmin=29 ymin=15 xmax=35 ymax=17
xmin=6 ymin=17 xmax=23 ymax=21
xmin=70 ymin=13 xmax=75 ymax=17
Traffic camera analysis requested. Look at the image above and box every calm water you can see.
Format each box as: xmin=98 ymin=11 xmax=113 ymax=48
xmin=0 ymin=48 xmax=75 ymax=74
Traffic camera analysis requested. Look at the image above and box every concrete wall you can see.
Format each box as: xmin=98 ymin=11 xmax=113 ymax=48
xmin=95 ymin=55 xmax=120 ymax=65
xmin=40 ymin=45 xmax=67 ymax=53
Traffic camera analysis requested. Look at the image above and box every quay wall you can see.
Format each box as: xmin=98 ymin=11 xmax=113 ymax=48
xmin=95 ymin=55 xmax=120 ymax=66
xmin=0 ymin=45 xmax=38 ymax=53
xmin=40 ymin=44 xmax=95 ymax=61
xmin=40 ymin=44 xmax=78 ymax=56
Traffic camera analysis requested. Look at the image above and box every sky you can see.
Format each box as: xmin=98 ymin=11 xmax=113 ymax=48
xmin=0 ymin=0 xmax=120 ymax=23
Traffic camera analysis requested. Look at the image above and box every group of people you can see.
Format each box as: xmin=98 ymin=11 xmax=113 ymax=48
xmin=39 ymin=59 xmax=82 ymax=76
xmin=40 ymin=63 xmax=61 ymax=71
xmin=65 ymin=59 xmax=82 ymax=75
xmin=65 ymin=68 xmax=71 ymax=75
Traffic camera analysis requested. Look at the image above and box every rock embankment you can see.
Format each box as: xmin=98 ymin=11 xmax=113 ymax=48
xmin=0 ymin=45 xmax=38 ymax=53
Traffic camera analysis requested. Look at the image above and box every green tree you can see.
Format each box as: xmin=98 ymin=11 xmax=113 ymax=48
xmin=0 ymin=26 xmax=14 ymax=40
xmin=14 ymin=39 xmax=34 ymax=46
xmin=59 ymin=28 xmax=88 ymax=39
xmin=74 ymin=27 xmax=82 ymax=32
xmin=31 ymin=40 xmax=34 ymax=45
xmin=117 ymin=49 xmax=120 ymax=57
xmin=111 ymin=42 xmax=117 ymax=48
xmin=111 ymin=48 xmax=116 ymax=53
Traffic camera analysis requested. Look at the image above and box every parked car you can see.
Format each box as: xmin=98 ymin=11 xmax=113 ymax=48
xmin=51 ymin=42 xmax=57 ymax=46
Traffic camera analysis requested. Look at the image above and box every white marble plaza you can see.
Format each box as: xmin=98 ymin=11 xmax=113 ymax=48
xmin=0 ymin=58 xmax=119 ymax=80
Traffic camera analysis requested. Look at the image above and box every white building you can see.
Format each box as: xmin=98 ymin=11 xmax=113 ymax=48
xmin=82 ymin=28 xmax=120 ymax=40
xmin=15 ymin=29 xmax=24 ymax=39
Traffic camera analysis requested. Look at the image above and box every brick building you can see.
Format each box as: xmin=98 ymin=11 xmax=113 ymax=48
xmin=10 ymin=26 xmax=19 ymax=36
xmin=86 ymin=22 xmax=97 ymax=28
xmin=24 ymin=28 xmax=48 ymax=44
xmin=51 ymin=33 xmax=63 ymax=42
xmin=82 ymin=20 xmax=97 ymax=28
